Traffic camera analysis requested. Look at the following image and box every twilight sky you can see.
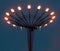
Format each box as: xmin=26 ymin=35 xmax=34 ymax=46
xmin=0 ymin=0 xmax=60 ymax=51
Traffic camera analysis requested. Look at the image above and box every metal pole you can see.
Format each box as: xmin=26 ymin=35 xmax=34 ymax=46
xmin=27 ymin=28 xmax=33 ymax=51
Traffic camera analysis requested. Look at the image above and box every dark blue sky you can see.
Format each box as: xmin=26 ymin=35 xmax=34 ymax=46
xmin=0 ymin=0 xmax=60 ymax=51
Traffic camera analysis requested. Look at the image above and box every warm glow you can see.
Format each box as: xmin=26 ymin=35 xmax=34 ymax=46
xmin=49 ymin=20 xmax=53 ymax=23
xmin=50 ymin=12 xmax=54 ymax=15
xmin=52 ymin=16 xmax=56 ymax=19
xmin=45 ymin=8 xmax=49 ymax=12
xmin=11 ymin=9 xmax=15 ymax=13
xmin=4 ymin=17 xmax=8 ymax=21
xmin=6 ymin=12 xmax=10 ymax=16
xmin=13 ymin=24 xmax=16 ymax=27
xmin=7 ymin=21 xmax=11 ymax=24
xmin=37 ymin=5 xmax=41 ymax=10
xmin=27 ymin=5 xmax=31 ymax=10
xmin=17 ymin=6 xmax=22 ymax=11
xmin=44 ymin=24 xmax=48 ymax=27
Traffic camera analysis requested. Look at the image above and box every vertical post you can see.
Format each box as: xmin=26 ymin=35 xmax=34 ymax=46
xmin=27 ymin=10 xmax=30 ymax=25
xmin=27 ymin=28 xmax=33 ymax=51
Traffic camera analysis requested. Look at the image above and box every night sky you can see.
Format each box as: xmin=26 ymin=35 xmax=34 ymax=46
xmin=0 ymin=0 xmax=60 ymax=51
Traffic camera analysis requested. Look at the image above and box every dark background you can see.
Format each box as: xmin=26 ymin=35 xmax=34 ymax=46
xmin=0 ymin=0 xmax=60 ymax=51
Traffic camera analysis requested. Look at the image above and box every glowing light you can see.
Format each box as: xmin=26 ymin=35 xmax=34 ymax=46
xmin=7 ymin=21 xmax=11 ymax=24
xmin=52 ymin=16 xmax=56 ymax=19
xmin=45 ymin=8 xmax=49 ymax=12
xmin=17 ymin=6 xmax=22 ymax=11
xmin=20 ymin=27 xmax=22 ymax=30
xmin=13 ymin=24 xmax=16 ymax=27
xmin=11 ymin=9 xmax=15 ymax=13
xmin=49 ymin=20 xmax=53 ymax=23
xmin=27 ymin=5 xmax=31 ymax=10
xmin=37 ymin=5 xmax=41 ymax=10
xmin=6 ymin=12 xmax=10 ymax=16
xmin=44 ymin=24 xmax=48 ymax=27
xmin=4 ymin=17 xmax=8 ymax=21
xmin=50 ymin=12 xmax=54 ymax=15
xmin=39 ymin=26 xmax=42 ymax=28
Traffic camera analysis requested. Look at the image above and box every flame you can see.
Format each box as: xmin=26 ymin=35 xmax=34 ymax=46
xmin=27 ymin=5 xmax=31 ymax=10
xmin=11 ymin=9 xmax=15 ymax=13
xmin=52 ymin=16 xmax=56 ymax=19
xmin=17 ymin=6 xmax=22 ymax=11
xmin=50 ymin=12 xmax=54 ymax=15
xmin=4 ymin=17 xmax=8 ymax=21
xmin=45 ymin=8 xmax=49 ymax=12
xmin=44 ymin=24 xmax=48 ymax=27
xmin=37 ymin=5 xmax=41 ymax=10
xmin=7 ymin=21 xmax=11 ymax=24
xmin=49 ymin=20 xmax=53 ymax=23
xmin=6 ymin=12 xmax=10 ymax=16
xmin=13 ymin=24 xmax=16 ymax=27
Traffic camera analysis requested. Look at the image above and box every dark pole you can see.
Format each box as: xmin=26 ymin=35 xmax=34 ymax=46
xmin=27 ymin=28 xmax=33 ymax=51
